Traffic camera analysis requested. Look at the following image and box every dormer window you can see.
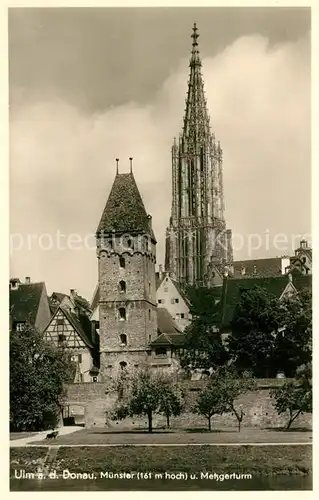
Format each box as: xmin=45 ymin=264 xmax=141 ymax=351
xmin=119 ymin=256 xmax=125 ymax=268
xmin=120 ymin=334 xmax=127 ymax=346
xmin=119 ymin=280 xmax=126 ymax=293
xmin=119 ymin=307 xmax=126 ymax=321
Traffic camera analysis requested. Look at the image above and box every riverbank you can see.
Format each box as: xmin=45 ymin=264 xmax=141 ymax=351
xmin=10 ymin=444 xmax=312 ymax=479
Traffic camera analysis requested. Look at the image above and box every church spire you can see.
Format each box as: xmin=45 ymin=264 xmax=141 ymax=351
xmin=182 ymin=23 xmax=211 ymax=149
xmin=166 ymin=24 xmax=233 ymax=287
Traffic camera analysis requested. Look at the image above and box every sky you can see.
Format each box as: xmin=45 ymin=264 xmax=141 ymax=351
xmin=9 ymin=7 xmax=311 ymax=301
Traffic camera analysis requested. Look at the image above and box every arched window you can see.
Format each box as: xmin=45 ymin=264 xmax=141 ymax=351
xmin=119 ymin=361 xmax=127 ymax=370
xmin=119 ymin=256 xmax=125 ymax=268
xmin=120 ymin=334 xmax=127 ymax=346
xmin=119 ymin=307 xmax=126 ymax=321
xmin=119 ymin=280 xmax=126 ymax=293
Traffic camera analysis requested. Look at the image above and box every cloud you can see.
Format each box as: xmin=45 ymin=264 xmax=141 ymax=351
xmin=10 ymin=33 xmax=310 ymax=299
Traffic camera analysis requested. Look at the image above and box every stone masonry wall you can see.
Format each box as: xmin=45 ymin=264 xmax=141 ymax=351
xmin=66 ymin=379 xmax=312 ymax=430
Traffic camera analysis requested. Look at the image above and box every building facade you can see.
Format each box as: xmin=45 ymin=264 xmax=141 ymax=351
xmin=165 ymin=23 xmax=233 ymax=288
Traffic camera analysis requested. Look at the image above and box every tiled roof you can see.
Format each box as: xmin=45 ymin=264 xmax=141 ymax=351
xmin=50 ymin=292 xmax=68 ymax=303
xmin=10 ymin=282 xmax=44 ymax=326
xmin=151 ymin=333 xmax=185 ymax=347
xmin=156 ymin=307 xmax=181 ymax=334
xmin=96 ymin=172 xmax=156 ymax=240
xmin=291 ymin=274 xmax=312 ymax=293
xmin=90 ymin=285 xmax=100 ymax=311
xmin=220 ymin=275 xmax=291 ymax=331
xmin=73 ymin=294 xmax=91 ymax=312
xmin=171 ymin=278 xmax=190 ymax=305
xmin=231 ymin=258 xmax=283 ymax=279
xmin=61 ymin=308 xmax=95 ymax=349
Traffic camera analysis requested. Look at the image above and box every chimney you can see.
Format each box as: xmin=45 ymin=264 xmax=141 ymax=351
xmin=281 ymin=256 xmax=290 ymax=275
xmin=25 ymin=277 xmax=31 ymax=285
xmin=70 ymin=289 xmax=75 ymax=297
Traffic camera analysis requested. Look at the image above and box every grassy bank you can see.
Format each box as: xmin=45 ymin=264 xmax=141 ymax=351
xmin=10 ymin=445 xmax=312 ymax=477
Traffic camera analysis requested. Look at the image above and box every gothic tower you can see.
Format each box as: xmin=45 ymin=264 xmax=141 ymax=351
xmin=165 ymin=24 xmax=233 ymax=287
xmin=96 ymin=159 xmax=157 ymax=380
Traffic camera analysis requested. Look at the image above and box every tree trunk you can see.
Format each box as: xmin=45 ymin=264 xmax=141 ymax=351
xmin=238 ymin=420 xmax=241 ymax=432
xmin=166 ymin=413 xmax=170 ymax=429
xmin=286 ymin=410 xmax=301 ymax=430
xmin=148 ymin=411 xmax=153 ymax=433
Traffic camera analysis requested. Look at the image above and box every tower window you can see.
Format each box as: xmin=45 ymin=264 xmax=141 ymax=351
xmin=119 ymin=280 xmax=126 ymax=293
xmin=119 ymin=307 xmax=126 ymax=321
xmin=127 ymin=238 xmax=133 ymax=248
xmin=119 ymin=256 xmax=125 ymax=268
xmin=148 ymin=309 xmax=151 ymax=321
xmin=120 ymin=334 xmax=127 ymax=346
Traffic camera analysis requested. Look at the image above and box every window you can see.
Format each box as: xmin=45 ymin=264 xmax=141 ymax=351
xmin=119 ymin=308 xmax=126 ymax=321
xmin=155 ymin=347 xmax=167 ymax=357
xmin=92 ymin=376 xmax=98 ymax=383
xmin=119 ymin=280 xmax=126 ymax=293
xmin=176 ymin=313 xmax=180 ymax=319
xmin=78 ymin=354 xmax=82 ymax=363
xmin=175 ymin=298 xmax=179 ymax=304
xmin=16 ymin=322 xmax=25 ymax=332
xmin=127 ymin=238 xmax=133 ymax=248
xmin=119 ymin=256 xmax=125 ymax=268
xmin=148 ymin=309 xmax=151 ymax=321
xmin=58 ymin=334 xmax=66 ymax=342
xmin=181 ymin=313 xmax=185 ymax=319
xmin=158 ymin=299 xmax=164 ymax=304
xmin=119 ymin=361 xmax=127 ymax=370
xmin=57 ymin=318 xmax=64 ymax=325
xmin=120 ymin=334 xmax=127 ymax=346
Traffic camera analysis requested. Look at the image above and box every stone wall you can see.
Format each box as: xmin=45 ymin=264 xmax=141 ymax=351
xmin=65 ymin=379 xmax=312 ymax=430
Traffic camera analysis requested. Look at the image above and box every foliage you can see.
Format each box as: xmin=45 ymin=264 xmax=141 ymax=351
xmin=10 ymin=324 xmax=75 ymax=431
xmin=209 ymin=367 xmax=257 ymax=431
xmin=273 ymin=290 xmax=312 ymax=377
xmin=158 ymin=375 xmax=185 ymax=428
xmin=270 ymin=370 xmax=312 ymax=429
xmin=193 ymin=383 xmax=226 ymax=431
xmin=180 ymin=286 xmax=229 ymax=371
xmin=227 ymin=286 xmax=286 ymax=377
xmin=112 ymin=369 xmax=184 ymax=432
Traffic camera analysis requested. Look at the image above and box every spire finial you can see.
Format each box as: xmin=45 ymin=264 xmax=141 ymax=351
xmin=129 ymin=157 xmax=133 ymax=173
xmin=191 ymin=23 xmax=199 ymax=48
xmin=190 ymin=23 xmax=201 ymax=67
xmin=116 ymin=158 xmax=119 ymax=174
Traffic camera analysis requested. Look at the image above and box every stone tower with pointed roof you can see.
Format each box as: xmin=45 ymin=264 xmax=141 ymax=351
xmin=96 ymin=159 xmax=157 ymax=380
xmin=165 ymin=24 xmax=233 ymax=287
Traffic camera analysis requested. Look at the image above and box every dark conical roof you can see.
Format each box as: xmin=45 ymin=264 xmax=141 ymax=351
xmin=96 ymin=172 xmax=156 ymax=240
